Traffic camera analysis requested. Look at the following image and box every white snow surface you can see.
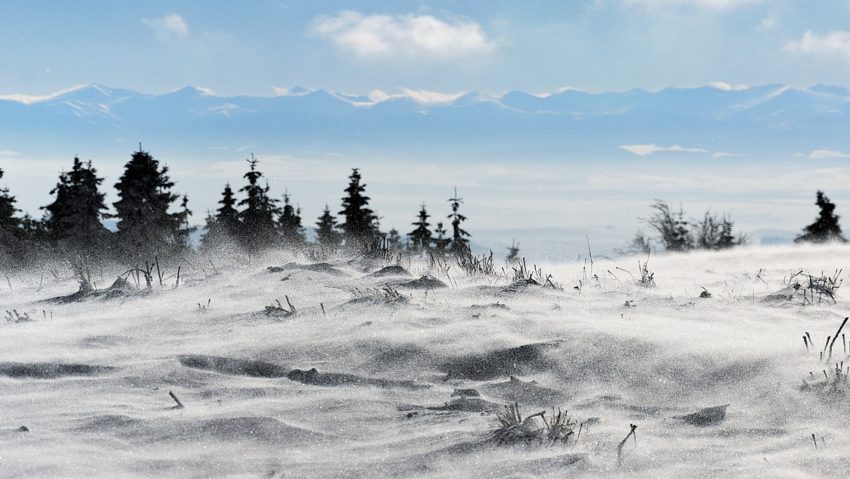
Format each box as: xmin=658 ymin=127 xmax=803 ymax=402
xmin=1 ymin=244 xmax=850 ymax=477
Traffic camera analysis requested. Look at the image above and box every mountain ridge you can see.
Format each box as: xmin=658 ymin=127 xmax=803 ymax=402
xmin=3 ymin=82 xmax=850 ymax=161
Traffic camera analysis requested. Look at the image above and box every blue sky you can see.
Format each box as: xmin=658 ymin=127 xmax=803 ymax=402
xmin=5 ymin=0 xmax=850 ymax=257
xmin=4 ymin=0 xmax=850 ymax=97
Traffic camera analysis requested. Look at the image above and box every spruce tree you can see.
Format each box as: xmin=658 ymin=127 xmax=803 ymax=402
xmin=408 ymin=203 xmax=432 ymax=252
xmin=386 ymin=228 xmax=402 ymax=251
xmin=113 ymin=147 xmax=185 ymax=260
xmin=339 ymin=168 xmax=378 ymax=246
xmin=201 ymin=183 xmax=240 ymax=250
xmin=0 ymin=168 xmax=25 ymax=267
xmin=215 ymin=183 xmax=239 ymax=236
xmin=42 ymin=157 xmax=110 ymax=254
xmin=315 ymin=204 xmax=341 ymax=248
xmin=432 ymin=222 xmax=450 ymax=253
xmin=506 ymin=240 xmax=520 ymax=263
xmin=176 ymin=194 xmax=195 ymax=248
xmin=238 ymin=155 xmax=280 ymax=251
xmin=447 ymin=187 xmax=471 ymax=255
xmin=796 ymin=190 xmax=847 ymax=243
xmin=279 ymin=192 xmax=305 ymax=247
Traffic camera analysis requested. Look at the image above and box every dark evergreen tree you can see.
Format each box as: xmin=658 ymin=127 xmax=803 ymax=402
xmin=339 ymin=168 xmax=378 ymax=246
xmin=0 ymin=168 xmax=25 ymax=267
xmin=432 ymin=222 xmax=450 ymax=253
xmin=176 ymin=194 xmax=195 ymax=248
xmin=408 ymin=203 xmax=432 ymax=252
xmin=506 ymin=240 xmax=520 ymax=263
xmin=237 ymin=156 xmax=280 ymax=251
xmin=386 ymin=228 xmax=402 ymax=251
xmin=796 ymin=190 xmax=847 ymax=243
xmin=200 ymin=183 xmax=240 ymax=250
xmin=215 ymin=183 xmax=239 ymax=236
xmin=315 ymin=204 xmax=341 ymax=248
xmin=279 ymin=192 xmax=305 ymax=247
xmin=447 ymin=187 xmax=470 ymax=255
xmin=42 ymin=157 xmax=110 ymax=254
xmin=112 ymin=147 xmax=185 ymax=260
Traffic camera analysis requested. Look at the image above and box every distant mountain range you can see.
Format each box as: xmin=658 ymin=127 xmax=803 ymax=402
xmin=3 ymin=83 xmax=850 ymax=161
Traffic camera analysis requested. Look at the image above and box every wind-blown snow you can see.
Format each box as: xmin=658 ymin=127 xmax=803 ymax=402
xmin=1 ymin=244 xmax=849 ymax=477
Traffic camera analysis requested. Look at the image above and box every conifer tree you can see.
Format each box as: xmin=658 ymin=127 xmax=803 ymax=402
xmin=201 ymin=183 xmax=241 ymax=250
xmin=215 ymin=183 xmax=239 ymax=236
xmin=42 ymin=157 xmax=110 ymax=253
xmin=506 ymin=240 xmax=520 ymax=263
xmin=113 ymin=147 xmax=185 ymax=260
xmin=408 ymin=203 xmax=432 ymax=252
xmin=176 ymin=194 xmax=195 ymax=248
xmin=386 ymin=228 xmax=402 ymax=251
xmin=279 ymin=192 xmax=305 ymax=247
xmin=339 ymin=168 xmax=378 ymax=246
xmin=432 ymin=222 xmax=450 ymax=253
xmin=796 ymin=190 xmax=847 ymax=243
xmin=238 ymin=155 xmax=280 ymax=251
xmin=447 ymin=187 xmax=471 ymax=255
xmin=315 ymin=204 xmax=341 ymax=248
xmin=0 ymin=168 xmax=25 ymax=267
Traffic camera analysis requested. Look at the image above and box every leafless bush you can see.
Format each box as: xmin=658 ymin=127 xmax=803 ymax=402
xmin=5 ymin=310 xmax=32 ymax=323
xmin=351 ymin=284 xmax=409 ymax=305
xmin=264 ymin=296 xmax=296 ymax=318
xmin=492 ymin=403 xmax=578 ymax=446
xmin=507 ymin=258 xmax=562 ymax=290
xmin=784 ymin=270 xmax=842 ymax=305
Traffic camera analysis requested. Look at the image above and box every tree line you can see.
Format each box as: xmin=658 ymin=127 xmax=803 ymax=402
xmin=1 ymin=147 xmax=847 ymax=269
xmin=0 ymin=147 xmax=474 ymax=269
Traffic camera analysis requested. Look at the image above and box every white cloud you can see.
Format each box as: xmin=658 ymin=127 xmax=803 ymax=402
xmin=311 ymin=11 xmax=494 ymax=59
xmin=623 ymin=0 xmax=762 ymax=10
xmin=0 ymin=150 xmax=21 ymax=157
xmin=142 ymin=13 xmax=189 ymax=41
xmin=786 ymin=30 xmax=850 ymax=59
xmin=706 ymin=81 xmax=749 ymax=91
xmin=0 ymin=84 xmax=91 ymax=104
xmin=619 ymin=144 xmax=709 ymax=157
xmin=757 ymin=14 xmax=777 ymax=31
xmin=809 ymin=148 xmax=850 ymax=160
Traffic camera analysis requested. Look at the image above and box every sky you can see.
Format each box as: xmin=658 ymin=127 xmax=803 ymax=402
xmin=5 ymin=0 xmax=850 ymax=257
xmin=4 ymin=0 xmax=850 ymax=98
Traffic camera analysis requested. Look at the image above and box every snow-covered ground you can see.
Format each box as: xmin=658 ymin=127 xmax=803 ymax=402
xmin=1 ymin=244 xmax=849 ymax=478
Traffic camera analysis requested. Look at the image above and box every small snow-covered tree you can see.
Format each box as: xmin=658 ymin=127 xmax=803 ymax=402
xmin=432 ymin=221 xmax=450 ymax=253
xmin=238 ymin=155 xmax=280 ymax=251
xmin=506 ymin=240 xmax=520 ymax=262
xmin=201 ymin=183 xmax=240 ymax=250
xmin=447 ymin=187 xmax=470 ymax=255
xmin=0 ymin=168 xmax=26 ymax=267
xmin=796 ymin=190 xmax=847 ymax=243
xmin=408 ymin=203 xmax=432 ymax=252
xmin=339 ymin=168 xmax=379 ymax=247
xmin=279 ymin=192 xmax=305 ymax=247
xmin=315 ymin=204 xmax=342 ymax=248
xmin=113 ymin=147 xmax=185 ymax=260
